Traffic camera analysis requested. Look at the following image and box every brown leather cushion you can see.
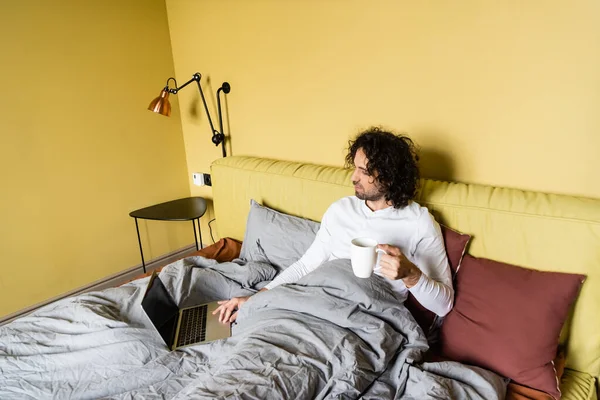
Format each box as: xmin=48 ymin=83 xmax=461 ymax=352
xmin=188 ymin=237 xmax=242 ymax=262
xmin=505 ymin=383 xmax=554 ymax=400
xmin=439 ymin=254 xmax=584 ymax=399
xmin=124 ymin=238 xmax=242 ymax=283
xmin=404 ymin=225 xmax=471 ymax=334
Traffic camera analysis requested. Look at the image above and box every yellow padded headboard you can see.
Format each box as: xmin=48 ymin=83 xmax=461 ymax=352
xmin=211 ymin=156 xmax=600 ymax=378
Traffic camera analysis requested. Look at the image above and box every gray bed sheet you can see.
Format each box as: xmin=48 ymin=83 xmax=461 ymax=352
xmin=0 ymin=257 xmax=507 ymax=399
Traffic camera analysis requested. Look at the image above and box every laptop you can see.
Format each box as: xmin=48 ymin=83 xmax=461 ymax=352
xmin=141 ymin=271 xmax=231 ymax=350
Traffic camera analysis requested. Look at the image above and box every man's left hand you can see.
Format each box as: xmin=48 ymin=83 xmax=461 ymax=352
xmin=376 ymin=244 xmax=422 ymax=288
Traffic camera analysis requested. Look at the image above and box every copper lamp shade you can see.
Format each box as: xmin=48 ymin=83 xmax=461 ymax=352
xmin=148 ymin=89 xmax=171 ymax=116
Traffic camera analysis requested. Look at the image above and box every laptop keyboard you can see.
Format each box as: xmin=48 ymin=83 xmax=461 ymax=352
xmin=177 ymin=304 xmax=208 ymax=347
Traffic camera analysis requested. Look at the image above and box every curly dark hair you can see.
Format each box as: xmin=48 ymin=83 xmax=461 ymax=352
xmin=345 ymin=127 xmax=420 ymax=209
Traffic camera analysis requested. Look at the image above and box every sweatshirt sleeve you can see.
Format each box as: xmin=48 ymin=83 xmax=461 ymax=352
xmin=264 ymin=207 xmax=333 ymax=290
xmin=408 ymin=231 xmax=454 ymax=317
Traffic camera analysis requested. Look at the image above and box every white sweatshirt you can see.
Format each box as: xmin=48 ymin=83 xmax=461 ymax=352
xmin=264 ymin=196 xmax=454 ymax=317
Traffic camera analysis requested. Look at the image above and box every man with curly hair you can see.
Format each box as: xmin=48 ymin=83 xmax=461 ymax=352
xmin=215 ymin=127 xmax=453 ymax=323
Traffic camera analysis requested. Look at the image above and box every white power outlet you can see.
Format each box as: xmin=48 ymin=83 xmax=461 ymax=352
xmin=192 ymin=172 xmax=206 ymax=186
xmin=192 ymin=172 xmax=212 ymax=186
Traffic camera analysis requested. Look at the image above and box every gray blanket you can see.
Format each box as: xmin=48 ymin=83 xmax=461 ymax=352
xmin=0 ymin=257 xmax=507 ymax=399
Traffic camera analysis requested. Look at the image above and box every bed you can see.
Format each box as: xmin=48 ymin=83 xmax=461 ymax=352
xmin=1 ymin=155 xmax=598 ymax=400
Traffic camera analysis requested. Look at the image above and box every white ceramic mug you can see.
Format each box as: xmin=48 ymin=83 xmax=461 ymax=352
xmin=350 ymin=237 xmax=387 ymax=278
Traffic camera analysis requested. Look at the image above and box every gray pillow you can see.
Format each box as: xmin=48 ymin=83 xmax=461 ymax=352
xmin=239 ymin=200 xmax=320 ymax=271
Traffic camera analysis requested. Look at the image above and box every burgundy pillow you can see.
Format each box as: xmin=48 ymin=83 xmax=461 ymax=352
xmin=439 ymin=254 xmax=585 ymax=399
xmin=441 ymin=224 xmax=471 ymax=276
xmin=404 ymin=225 xmax=470 ymax=334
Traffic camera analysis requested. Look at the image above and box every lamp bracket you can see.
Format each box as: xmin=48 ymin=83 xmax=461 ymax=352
xmin=212 ymin=132 xmax=224 ymax=146
xmin=220 ymin=82 xmax=231 ymax=94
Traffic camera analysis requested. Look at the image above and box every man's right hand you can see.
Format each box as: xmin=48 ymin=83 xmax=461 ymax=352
xmin=212 ymin=296 xmax=251 ymax=323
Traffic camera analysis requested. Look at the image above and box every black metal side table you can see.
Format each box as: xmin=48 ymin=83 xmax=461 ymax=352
xmin=129 ymin=197 xmax=207 ymax=273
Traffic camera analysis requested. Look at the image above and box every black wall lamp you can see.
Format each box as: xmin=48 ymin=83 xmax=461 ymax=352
xmin=148 ymin=73 xmax=231 ymax=157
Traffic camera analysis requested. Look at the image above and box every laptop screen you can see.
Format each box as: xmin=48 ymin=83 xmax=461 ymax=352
xmin=141 ymin=273 xmax=179 ymax=348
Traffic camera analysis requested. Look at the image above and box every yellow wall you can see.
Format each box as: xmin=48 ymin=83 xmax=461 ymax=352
xmin=0 ymin=0 xmax=192 ymax=318
xmin=4 ymin=0 xmax=596 ymax=318
xmin=166 ymin=0 xmax=600 ymax=241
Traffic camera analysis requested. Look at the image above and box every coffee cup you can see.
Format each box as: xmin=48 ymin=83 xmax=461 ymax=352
xmin=350 ymin=237 xmax=387 ymax=278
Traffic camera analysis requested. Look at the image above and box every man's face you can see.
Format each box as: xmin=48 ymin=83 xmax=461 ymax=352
xmin=351 ymin=148 xmax=385 ymax=202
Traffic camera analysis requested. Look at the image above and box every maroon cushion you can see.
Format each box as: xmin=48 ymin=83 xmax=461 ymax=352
xmin=441 ymin=225 xmax=471 ymax=276
xmin=404 ymin=225 xmax=470 ymax=334
xmin=439 ymin=254 xmax=585 ymax=399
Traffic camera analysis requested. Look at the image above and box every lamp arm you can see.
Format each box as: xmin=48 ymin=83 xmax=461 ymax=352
xmin=167 ymin=72 xmax=230 ymax=157
xmin=216 ymin=86 xmax=227 ymax=158
xmin=217 ymin=88 xmax=225 ymax=140
xmin=170 ymin=74 xmax=199 ymax=94
xmin=172 ymin=73 xmax=220 ymax=136
xmin=193 ymin=79 xmax=218 ymax=139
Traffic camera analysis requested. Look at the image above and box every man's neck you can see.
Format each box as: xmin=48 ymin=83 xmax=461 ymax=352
xmin=365 ymin=198 xmax=393 ymax=211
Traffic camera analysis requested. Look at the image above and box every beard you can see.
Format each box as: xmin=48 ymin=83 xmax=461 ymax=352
xmin=354 ymin=185 xmax=386 ymax=202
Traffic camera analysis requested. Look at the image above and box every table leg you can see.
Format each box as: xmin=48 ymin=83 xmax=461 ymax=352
xmin=134 ymin=217 xmax=146 ymax=273
xmin=197 ymin=218 xmax=203 ymax=249
xmin=192 ymin=219 xmax=199 ymax=251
